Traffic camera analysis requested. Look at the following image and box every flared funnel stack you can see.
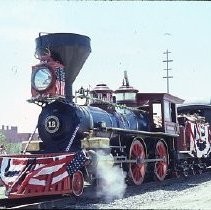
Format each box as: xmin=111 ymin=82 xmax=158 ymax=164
xmin=35 ymin=33 xmax=91 ymax=101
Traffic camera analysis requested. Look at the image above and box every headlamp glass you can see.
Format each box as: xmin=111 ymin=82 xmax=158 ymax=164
xmin=33 ymin=67 xmax=52 ymax=91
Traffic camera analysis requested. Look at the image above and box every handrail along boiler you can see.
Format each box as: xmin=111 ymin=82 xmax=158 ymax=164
xmin=0 ymin=32 xmax=211 ymax=199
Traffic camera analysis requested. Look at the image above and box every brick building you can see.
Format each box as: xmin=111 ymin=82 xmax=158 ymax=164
xmin=0 ymin=125 xmax=39 ymax=143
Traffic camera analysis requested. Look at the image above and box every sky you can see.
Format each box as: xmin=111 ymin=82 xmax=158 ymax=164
xmin=0 ymin=0 xmax=211 ymax=132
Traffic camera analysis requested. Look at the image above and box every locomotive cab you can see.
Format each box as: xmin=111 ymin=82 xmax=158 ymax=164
xmin=136 ymin=93 xmax=184 ymax=134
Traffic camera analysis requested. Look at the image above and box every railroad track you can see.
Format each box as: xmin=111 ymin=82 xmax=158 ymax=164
xmin=0 ymin=195 xmax=73 ymax=209
xmin=1 ymin=170 xmax=211 ymax=209
xmin=0 ymin=184 xmax=96 ymax=209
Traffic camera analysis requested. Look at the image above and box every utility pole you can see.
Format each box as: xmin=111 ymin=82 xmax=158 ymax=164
xmin=163 ymin=49 xmax=173 ymax=94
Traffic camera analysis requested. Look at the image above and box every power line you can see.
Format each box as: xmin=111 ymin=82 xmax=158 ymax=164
xmin=163 ymin=49 xmax=173 ymax=94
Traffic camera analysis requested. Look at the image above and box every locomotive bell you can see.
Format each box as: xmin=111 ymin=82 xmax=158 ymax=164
xmin=35 ymin=33 xmax=91 ymax=101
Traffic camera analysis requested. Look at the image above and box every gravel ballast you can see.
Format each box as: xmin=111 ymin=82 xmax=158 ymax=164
xmin=70 ymin=171 xmax=211 ymax=209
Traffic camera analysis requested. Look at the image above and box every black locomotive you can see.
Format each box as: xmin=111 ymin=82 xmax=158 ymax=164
xmin=28 ymin=33 xmax=211 ymax=185
xmin=1 ymin=33 xmax=211 ymax=200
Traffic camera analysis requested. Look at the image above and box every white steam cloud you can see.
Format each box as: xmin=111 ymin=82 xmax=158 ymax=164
xmin=95 ymin=150 xmax=127 ymax=202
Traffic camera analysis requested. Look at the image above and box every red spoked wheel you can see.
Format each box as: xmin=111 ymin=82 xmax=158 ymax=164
xmin=129 ymin=140 xmax=146 ymax=185
xmin=154 ymin=140 xmax=168 ymax=181
xmin=72 ymin=170 xmax=84 ymax=196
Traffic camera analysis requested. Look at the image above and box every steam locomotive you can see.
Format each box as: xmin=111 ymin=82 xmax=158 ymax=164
xmin=1 ymin=33 xmax=211 ymax=199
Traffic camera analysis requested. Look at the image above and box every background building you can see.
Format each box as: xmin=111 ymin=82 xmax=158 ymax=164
xmin=0 ymin=125 xmax=39 ymax=143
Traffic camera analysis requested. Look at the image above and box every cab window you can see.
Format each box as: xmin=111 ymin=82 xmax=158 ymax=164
xmin=164 ymin=100 xmax=176 ymax=123
xmin=152 ymin=103 xmax=162 ymax=128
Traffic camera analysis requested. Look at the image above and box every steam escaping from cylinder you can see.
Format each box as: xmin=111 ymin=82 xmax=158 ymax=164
xmin=95 ymin=150 xmax=127 ymax=202
xmin=35 ymin=33 xmax=91 ymax=102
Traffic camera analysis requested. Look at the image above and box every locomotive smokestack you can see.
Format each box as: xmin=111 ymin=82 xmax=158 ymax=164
xmin=35 ymin=33 xmax=91 ymax=102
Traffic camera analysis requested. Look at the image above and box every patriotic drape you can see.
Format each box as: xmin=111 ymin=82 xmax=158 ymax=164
xmin=0 ymin=150 xmax=87 ymax=191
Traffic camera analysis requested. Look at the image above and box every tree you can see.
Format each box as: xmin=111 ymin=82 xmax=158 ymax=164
xmin=0 ymin=131 xmax=21 ymax=154
xmin=0 ymin=132 xmax=7 ymax=146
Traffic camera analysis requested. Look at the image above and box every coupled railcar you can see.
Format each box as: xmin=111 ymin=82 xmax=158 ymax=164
xmin=0 ymin=33 xmax=211 ymax=199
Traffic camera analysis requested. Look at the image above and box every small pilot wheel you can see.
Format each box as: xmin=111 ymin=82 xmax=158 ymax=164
xmin=154 ymin=140 xmax=168 ymax=181
xmin=129 ymin=140 xmax=146 ymax=185
xmin=72 ymin=170 xmax=84 ymax=196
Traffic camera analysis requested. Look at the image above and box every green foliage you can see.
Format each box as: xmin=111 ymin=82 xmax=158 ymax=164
xmin=0 ymin=131 xmax=21 ymax=154
xmin=0 ymin=132 xmax=6 ymax=145
xmin=6 ymin=143 xmax=22 ymax=154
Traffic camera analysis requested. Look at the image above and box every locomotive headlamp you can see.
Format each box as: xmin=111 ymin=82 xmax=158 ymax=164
xmin=32 ymin=67 xmax=53 ymax=91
